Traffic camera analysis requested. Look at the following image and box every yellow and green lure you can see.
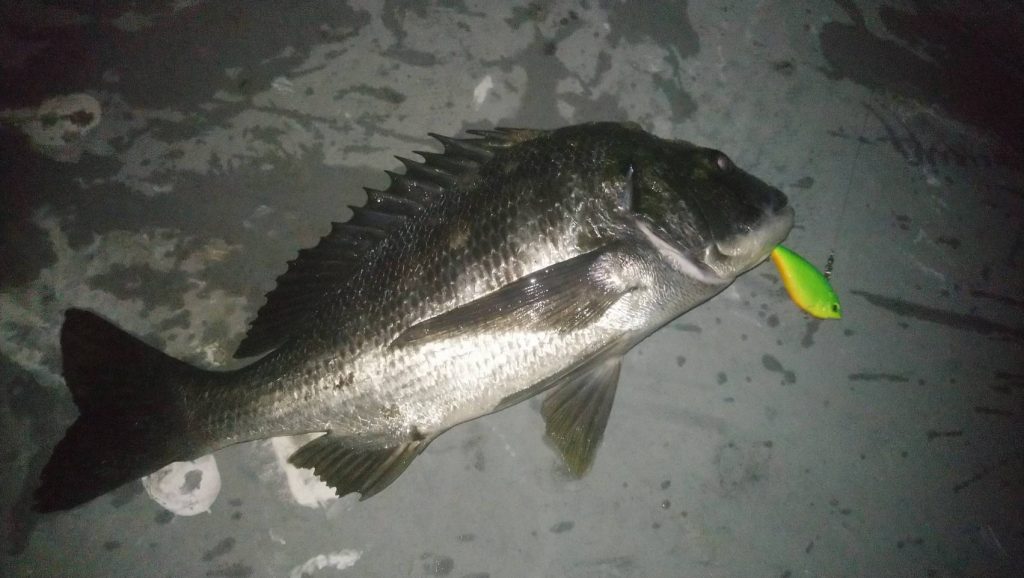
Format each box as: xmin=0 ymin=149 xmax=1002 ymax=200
xmin=770 ymin=245 xmax=842 ymax=319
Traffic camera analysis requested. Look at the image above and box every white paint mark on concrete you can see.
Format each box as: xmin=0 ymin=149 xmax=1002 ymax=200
xmin=289 ymin=550 xmax=362 ymax=578
xmin=556 ymin=99 xmax=575 ymax=120
xmin=269 ymin=435 xmax=337 ymax=508
xmin=911 ymin=258 xmax=948 ymax=283
xmin=108 ymin=11 xmax=153 ymax=32
xmin=473 ymin=75 xmax=494 ymax=109
xmin=0 ymin=93 xmax=103 ymax=162
xmin=142 ymin=454 xmax=221 ymax=516
xmin=0 ymin=212 xmax=241 ymax=388
xmin=171 ymin=0 xmax=206 ymax=13
xmin=242 ymin=205 xmax=274 ymax=230
xmin=272 ymin=76 xmax=295 ymax=94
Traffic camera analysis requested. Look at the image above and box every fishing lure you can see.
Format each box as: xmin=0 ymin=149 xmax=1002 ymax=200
xmin=770 ymin=245 xmax=842 ymax=319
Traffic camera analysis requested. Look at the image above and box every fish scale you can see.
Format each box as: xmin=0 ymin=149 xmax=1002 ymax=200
xmin=35 ymin=122 xmax=794 ymax=511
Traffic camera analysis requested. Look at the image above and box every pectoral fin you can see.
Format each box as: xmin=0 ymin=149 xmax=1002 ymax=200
xmin=289 ymin=433 xmax=435 ymax=500
xmin=541 ymin=354 xmax=623 ymax=477
xmin=394 ymin=246 xmax=630 ymax=347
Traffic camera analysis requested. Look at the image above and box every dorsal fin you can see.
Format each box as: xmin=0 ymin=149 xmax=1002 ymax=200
xmin=233 ymin=130 xmax=525 ymax=358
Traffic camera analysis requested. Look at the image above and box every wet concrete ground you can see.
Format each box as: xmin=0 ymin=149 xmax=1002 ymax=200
xmin=2 ymin=1 xmax=1023 ymax=576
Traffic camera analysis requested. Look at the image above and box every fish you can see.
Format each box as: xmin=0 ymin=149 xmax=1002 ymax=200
xmin=770 ymin=244 xmax=842 ymax=319
xmin=34 ymin=122 xmax=794 ymax=512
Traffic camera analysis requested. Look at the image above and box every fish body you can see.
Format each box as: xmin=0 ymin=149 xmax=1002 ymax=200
xmin=36 ymin=122 xmax=794 ymax=511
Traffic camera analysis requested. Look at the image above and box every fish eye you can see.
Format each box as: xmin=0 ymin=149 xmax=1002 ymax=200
xmin=714 ymin=153 xmax=734 ymax=172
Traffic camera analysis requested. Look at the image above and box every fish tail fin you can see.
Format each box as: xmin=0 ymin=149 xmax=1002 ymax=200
xmin=34 ymin=308 xmax=209 ymax=512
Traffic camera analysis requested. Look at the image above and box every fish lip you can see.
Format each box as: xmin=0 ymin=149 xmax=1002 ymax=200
xmin=712 ymin=205 xmax=795 ymax=266
xmin=716 ymin=203 xmax=794 ymax=256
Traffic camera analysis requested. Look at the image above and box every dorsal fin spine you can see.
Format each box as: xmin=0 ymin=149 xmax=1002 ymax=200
xmin=350 ymin=206 xmax=406 ymax=229
xmin=428 ymin=133 xmax=494 ymax=162
xmin=416 ymin=151 xmax=478 ymax=174
xmin=396 ymin=156 xmax=458 ymax=188
xmin=329 ymin=222 xmax=386 ymax=241
xmin=233 ymin=128 xmax=538 ymax=359
xmin=466 ymin=129 xmax=505 ymax=139
xmin=365 ymin=189 xmax=423 ymax=215
xmin=385 ymin=171 xmax=443 ymax=203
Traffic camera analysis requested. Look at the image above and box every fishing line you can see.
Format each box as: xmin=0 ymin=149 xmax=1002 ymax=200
xmin=827 ymin=104 xmax=872 ymax=282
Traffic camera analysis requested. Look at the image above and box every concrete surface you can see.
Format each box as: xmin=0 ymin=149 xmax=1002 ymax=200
xmin=2 ymin=1 xmax=1022 ymax=576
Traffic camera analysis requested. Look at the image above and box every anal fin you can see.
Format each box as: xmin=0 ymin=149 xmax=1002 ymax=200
xmin=288 ymin=433 xmax=435 ymax=500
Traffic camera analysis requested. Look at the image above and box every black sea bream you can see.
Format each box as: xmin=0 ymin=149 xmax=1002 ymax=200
xmin=36 ymin=122 xmax=794 ymax=511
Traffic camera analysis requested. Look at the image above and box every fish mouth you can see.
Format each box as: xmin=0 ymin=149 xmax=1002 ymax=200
xmin=687 ymin=164 xmax=793 ymax=277
xmin=636 ymin=204 xmax=794 ymax=285
xmin=708 ymin=205 xmax=795 ymax=276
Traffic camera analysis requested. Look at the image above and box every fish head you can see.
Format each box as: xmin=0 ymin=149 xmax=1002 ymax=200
xmin=580 ymin=123 xmax=795 ymax=283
